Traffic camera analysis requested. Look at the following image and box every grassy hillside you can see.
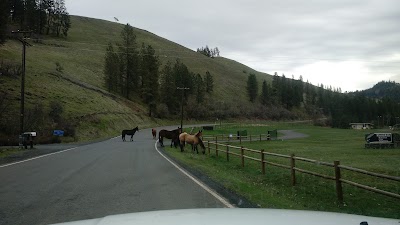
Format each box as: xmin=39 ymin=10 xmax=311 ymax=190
xmin=0 ymin=15 xmax=272 ymax=141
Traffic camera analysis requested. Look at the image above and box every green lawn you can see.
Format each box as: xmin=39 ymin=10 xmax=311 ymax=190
xmin=166 ymin=123 xmax=400 ymax=219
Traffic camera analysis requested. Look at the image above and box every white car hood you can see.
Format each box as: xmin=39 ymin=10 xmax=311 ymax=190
xmin=50 ymin=208 xmax=399 ymax=225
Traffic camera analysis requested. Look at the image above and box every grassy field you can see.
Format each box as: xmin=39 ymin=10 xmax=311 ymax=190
xmin=165 ymin=123 xmax=400 ymax=219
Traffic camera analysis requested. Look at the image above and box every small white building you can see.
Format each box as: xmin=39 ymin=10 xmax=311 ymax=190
xmin=349 ymin=123 xmax=373 ymax=130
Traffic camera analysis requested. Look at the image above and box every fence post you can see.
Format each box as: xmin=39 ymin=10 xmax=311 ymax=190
xmin=226 ymin=145 xmax=229 ymax=162
xmin=215 ymin=137 xmax=218 ymax=157
xmin=260 ymin=134 xmax=262 ymax=142
xmin=241 ymin=147 xmax=244 ymax=167
xmin=334 ymin=161 xmax=344 ymax=204
xmin=290 ymin=154 xmax=296 ymax=186
xmin=240 ymin=135 xmax=242 ymax=144
xmin=261 ymin=149 xmax=265 ymax=174
xmin=207 ymin=141 xmax=210 ymax=155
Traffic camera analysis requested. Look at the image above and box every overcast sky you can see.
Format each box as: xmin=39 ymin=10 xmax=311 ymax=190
xmin=66 ymin=0 xmax=400 ymax=92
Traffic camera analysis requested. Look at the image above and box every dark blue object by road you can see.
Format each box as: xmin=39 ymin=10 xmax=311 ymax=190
xmin=53 ymin=130 xmax=64 ymax=136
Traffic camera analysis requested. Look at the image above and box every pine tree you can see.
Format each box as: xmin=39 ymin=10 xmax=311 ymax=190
xmin=118 ymin=23 xmax=138 ymax=99
xmin=195 ymin=74 xmax=205 ymax=103
xmin=260 ymin=80 xmax=271 ymax=105
xmin=140 ymin=44 xmax=159 ymax=116
xmin=247 ymin=73 xmax=258 ymax=102
xmin=159 ymin=61 xmax=178 ymax=114
xmin=205 ymin=71 xmax=214 ymax=93
xmin=103 ymin=42 xmax=119 ymax=93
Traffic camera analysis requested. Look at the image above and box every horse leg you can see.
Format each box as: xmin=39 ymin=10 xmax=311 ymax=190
xmin=179 ymin=141 xmax=184 ymax=152
xmin=122 ymin=134 xmax=125 ymax=142
xmin=160 ymin=137 xmax=164 ymax=147
xmin=130 ymin=135 xmax=133 ymax=141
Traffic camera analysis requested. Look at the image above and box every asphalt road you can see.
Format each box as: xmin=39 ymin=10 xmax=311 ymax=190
xmin=0 ymin=126 xmax=226 ymax=225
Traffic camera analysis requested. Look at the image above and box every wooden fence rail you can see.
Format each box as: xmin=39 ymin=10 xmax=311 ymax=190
xmin=205 ymin=141 xmax=400 ymax=203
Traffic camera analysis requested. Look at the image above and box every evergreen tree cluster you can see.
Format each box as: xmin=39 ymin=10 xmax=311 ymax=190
xmin=158 ymin=60 xmax=214 ymax=116
xmin=1 ymin=0 xmax=71 ymax=42
xmin=196 ymin=45 xmax=220 ymax=58
xmin=104 ymin=25 xmax=214 ymax=117
xmin=247 ymin=73 xmax=400 ymax=128
xmin=359 ymin=81 xmax=400 ymax=103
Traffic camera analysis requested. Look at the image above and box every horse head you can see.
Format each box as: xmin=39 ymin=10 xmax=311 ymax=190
xmin=134 ymin=126 xmax=139 ymax=131
xmin=195 ymin=130 xmax=203 ymax=137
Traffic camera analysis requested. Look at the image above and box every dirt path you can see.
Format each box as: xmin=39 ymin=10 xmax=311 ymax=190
xmin=279 ymin=130 xmax=309 ymax=140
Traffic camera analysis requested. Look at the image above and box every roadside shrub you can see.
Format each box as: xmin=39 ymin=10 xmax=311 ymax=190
xmin=49 ymin=100 xmax=64 ymax=123
xmin=155 ymin=103 xmax=169 ymax=119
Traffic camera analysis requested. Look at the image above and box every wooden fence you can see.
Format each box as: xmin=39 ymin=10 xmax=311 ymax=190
xmin=202 ymin=133 xmax=273 ymax=144
xmin=205 ymin=141 xmax=400 ymax=203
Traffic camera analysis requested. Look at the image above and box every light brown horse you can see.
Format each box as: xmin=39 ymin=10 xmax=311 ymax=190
xmin=179 ymin=130 xmax=205 ymax=154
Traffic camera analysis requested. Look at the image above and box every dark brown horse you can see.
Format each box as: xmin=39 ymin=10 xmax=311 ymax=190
xmin=159 ymin=127 xmax=181 ymax=148
xmin=122 ymin=126 xmax=139 ymax=141
xmin=179 ymin=130 xmax=205 ymax=154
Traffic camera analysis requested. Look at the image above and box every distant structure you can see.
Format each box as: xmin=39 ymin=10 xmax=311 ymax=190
xmin=114 ymin=17 xmax=119 ymax=22
xmin=349 ymin=123 xmax=373 ymax=130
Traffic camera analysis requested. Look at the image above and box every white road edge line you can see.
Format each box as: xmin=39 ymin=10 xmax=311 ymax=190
xmin=154 ymin=140 xmax=235 ymax=208
xmin=1 ymin=136 xmax=120 ymax=169
xmin=0 ymin=147 xmax=78 ymax=168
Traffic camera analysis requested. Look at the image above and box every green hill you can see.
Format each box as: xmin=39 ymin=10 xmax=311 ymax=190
xmin=0 ymin=15 xmax=271 ymax=142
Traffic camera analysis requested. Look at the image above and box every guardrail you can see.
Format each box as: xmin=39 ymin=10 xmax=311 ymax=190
xmin=205 ymin=141 xmax=400 ymax=203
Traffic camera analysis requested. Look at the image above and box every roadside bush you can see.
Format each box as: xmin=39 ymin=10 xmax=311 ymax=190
xmin=155 ymin=103 xmax=169 ymax=119
xmin=49 ymin=100 xmax=64 ymax=123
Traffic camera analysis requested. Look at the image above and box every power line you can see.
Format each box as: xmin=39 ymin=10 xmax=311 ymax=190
xmin=29 ymin=42 xmax=400 ymax=65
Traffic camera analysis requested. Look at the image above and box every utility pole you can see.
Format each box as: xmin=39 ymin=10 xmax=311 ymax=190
xmin=177 ymin=87 xmax=190 ymax=130
xmin=12 ymin=30 xmax=32 ymax=136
